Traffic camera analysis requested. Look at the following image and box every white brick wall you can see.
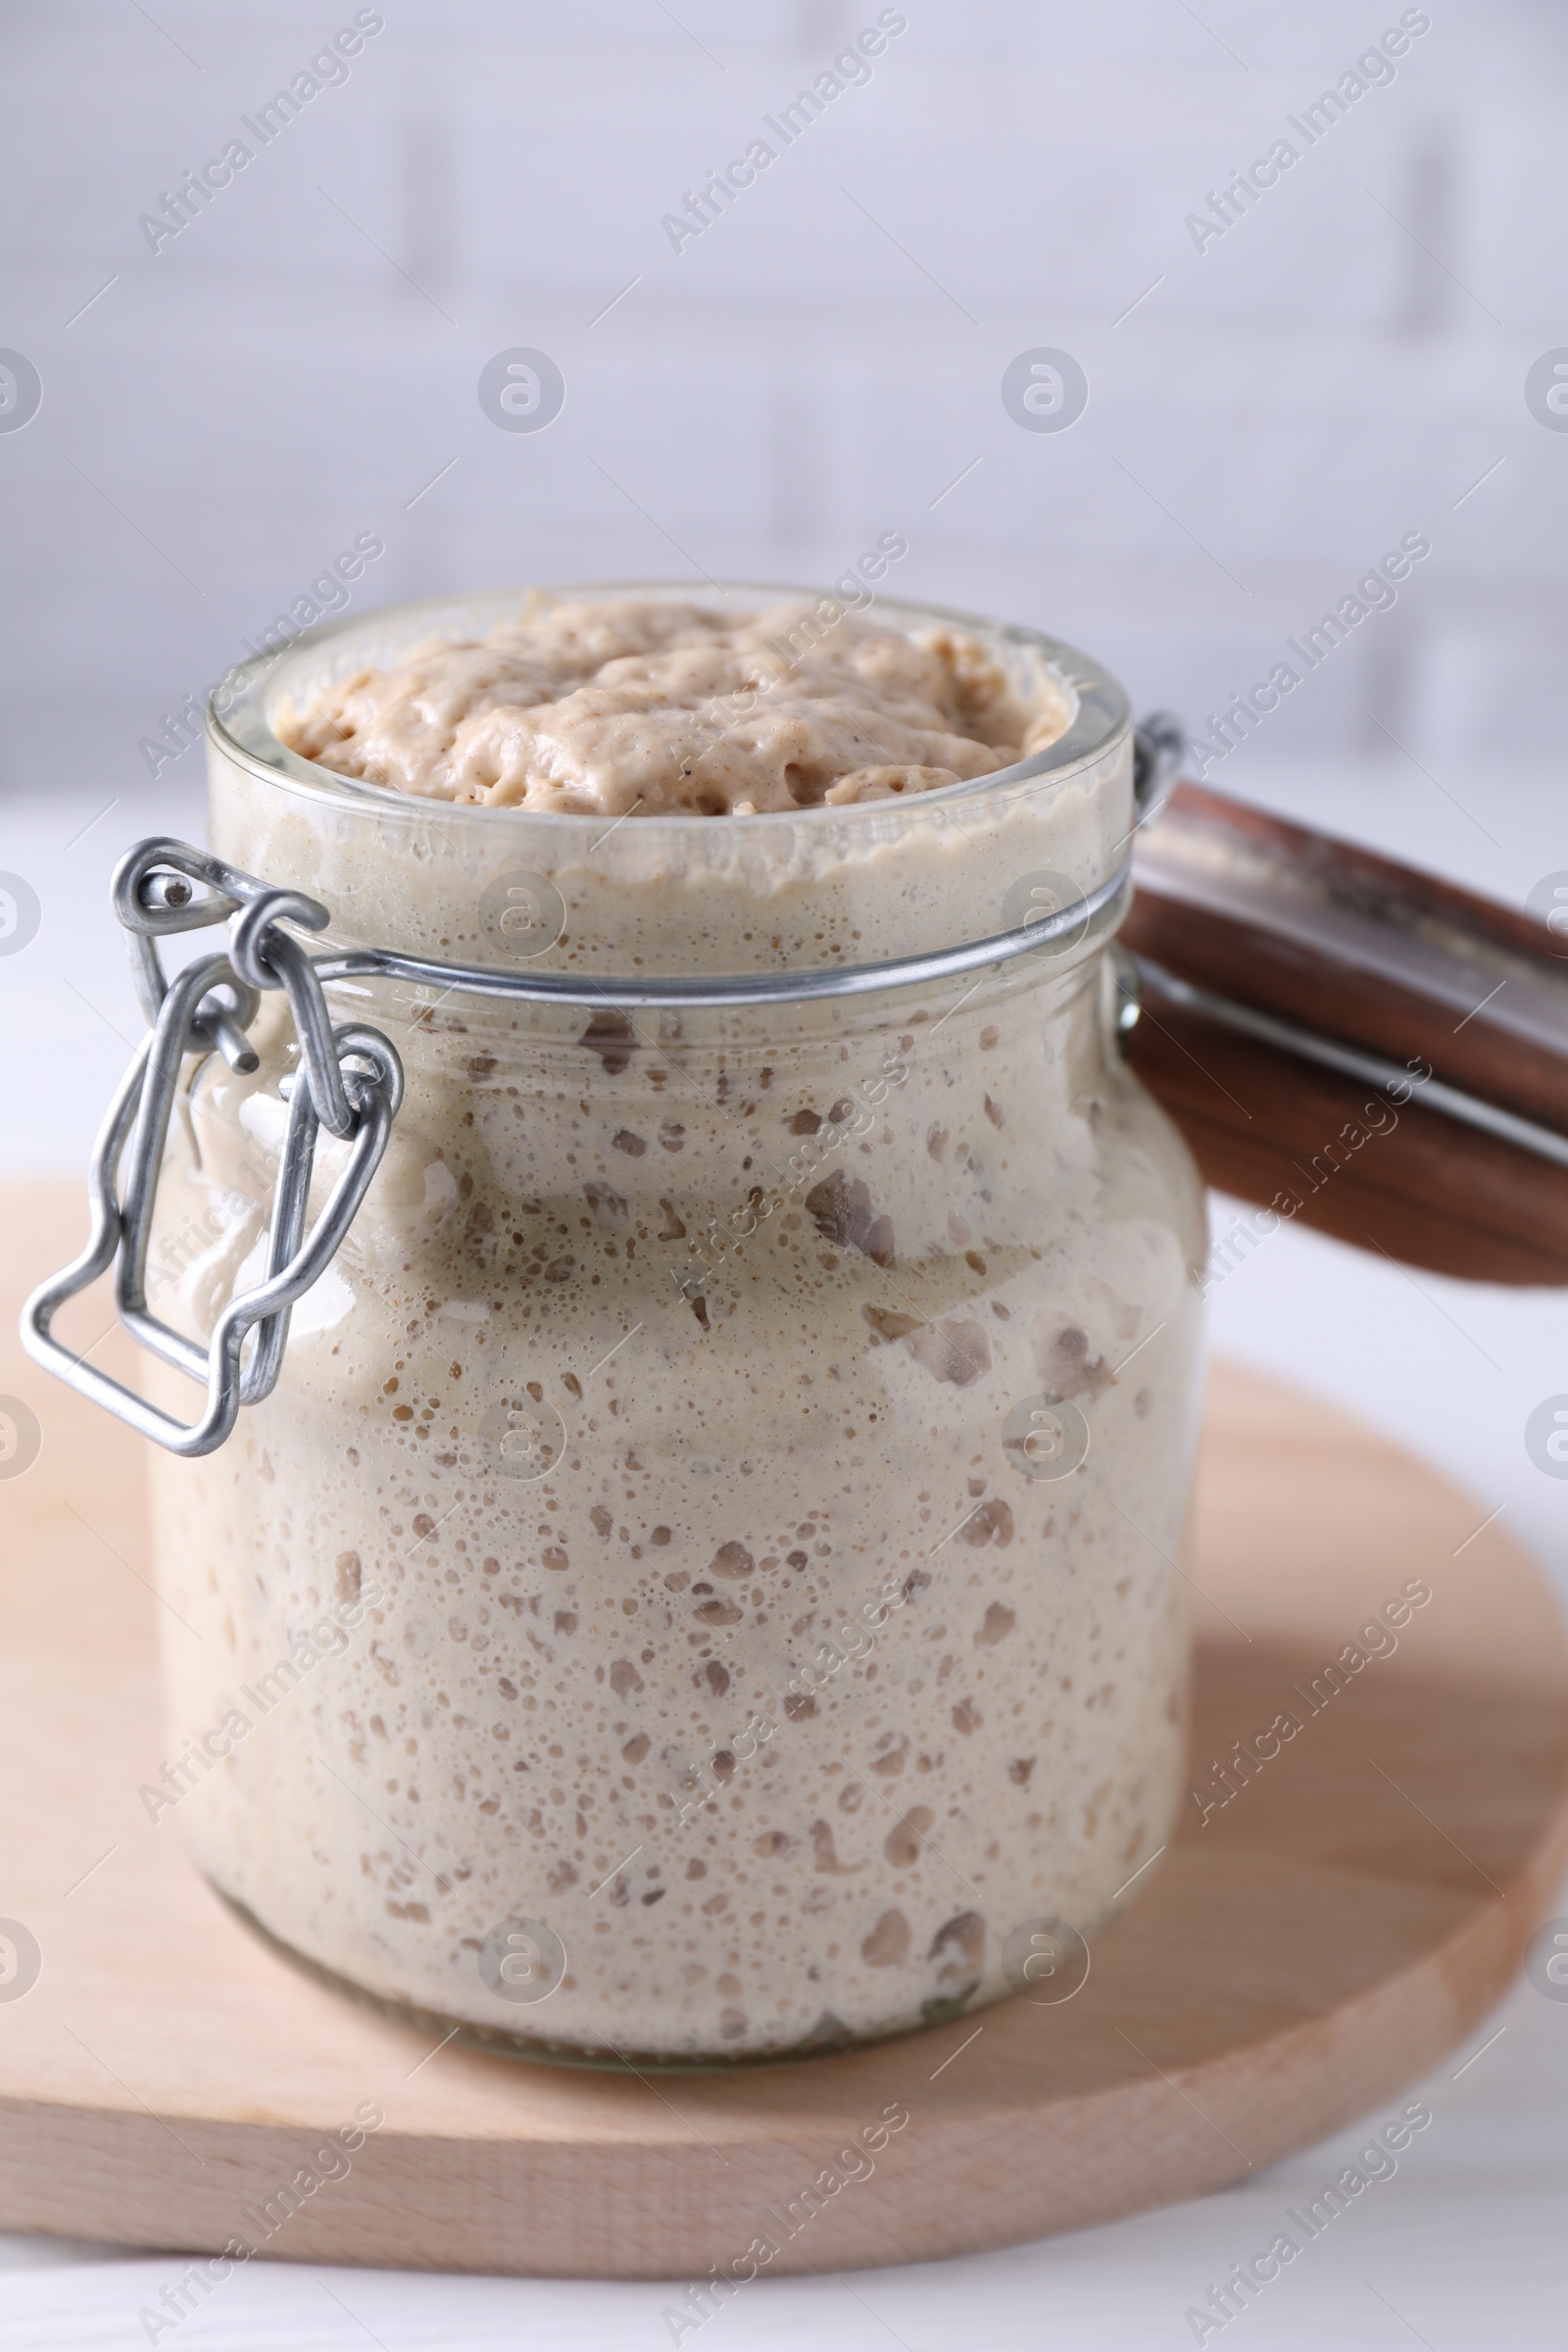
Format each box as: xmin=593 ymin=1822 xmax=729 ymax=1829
xmin=2 ymin=1 xmax=1564 ymax=803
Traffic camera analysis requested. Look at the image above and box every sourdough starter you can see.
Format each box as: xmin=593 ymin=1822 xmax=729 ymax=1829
xmin=146 ymin=594 xmax=1204 ymax=2061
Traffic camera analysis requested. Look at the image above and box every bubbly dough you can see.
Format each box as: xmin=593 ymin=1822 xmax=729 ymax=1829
xmin=277 ymin=599 xmax=1068 ymax=815
xmin=151 ymin=976 xmax=1202 ymax=2064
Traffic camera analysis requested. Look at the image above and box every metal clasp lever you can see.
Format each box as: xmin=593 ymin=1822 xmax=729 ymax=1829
xmin=21 ymin=839 xmax=404 ymax=1458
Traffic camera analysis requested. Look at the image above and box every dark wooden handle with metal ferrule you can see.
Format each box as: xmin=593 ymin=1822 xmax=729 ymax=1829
xmin=1120 ymin=783 xmax=1568 ymax=1286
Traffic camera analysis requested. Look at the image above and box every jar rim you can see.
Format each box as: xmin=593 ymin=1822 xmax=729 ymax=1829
xmin=207 ymin=579 xmax=1131 ymax=831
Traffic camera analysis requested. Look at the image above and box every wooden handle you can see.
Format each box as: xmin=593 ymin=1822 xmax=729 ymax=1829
xmin=1121 ymin=783 xmax=1568 ymax=1285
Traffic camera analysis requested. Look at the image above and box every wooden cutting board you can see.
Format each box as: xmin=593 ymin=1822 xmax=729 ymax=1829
xmin=1 ymin=1182 xmax=1565 ymax=2278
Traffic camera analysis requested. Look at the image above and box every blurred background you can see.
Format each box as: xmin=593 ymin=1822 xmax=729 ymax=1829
xmin=2 ymin=5 xmax=1567 ymax=2336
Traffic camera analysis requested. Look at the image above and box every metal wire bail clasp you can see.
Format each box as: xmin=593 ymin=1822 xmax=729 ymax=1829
xmin=21 ymin=839 xmax=404 ymax=1458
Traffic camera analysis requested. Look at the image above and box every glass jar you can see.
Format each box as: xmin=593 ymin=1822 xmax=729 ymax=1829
xmin=143 ymin=584 xmax=1205 ymax=2065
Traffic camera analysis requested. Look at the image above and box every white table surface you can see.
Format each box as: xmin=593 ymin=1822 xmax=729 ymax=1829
xmin=4 ymin=765 xmax=1566 ymax=2349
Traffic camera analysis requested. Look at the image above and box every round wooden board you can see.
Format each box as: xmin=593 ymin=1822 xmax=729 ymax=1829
xmin=2 ymin=1180 xmax=1567 ymax=2279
